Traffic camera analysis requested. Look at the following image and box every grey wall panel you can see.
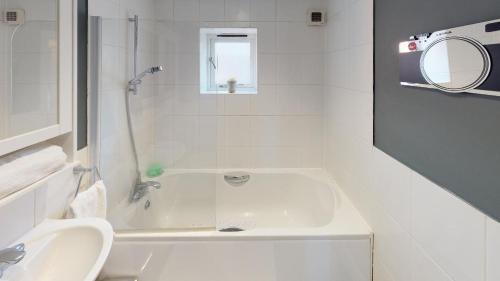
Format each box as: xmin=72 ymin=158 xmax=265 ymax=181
xmin=374 ymin=0 xmax=500 ymax=221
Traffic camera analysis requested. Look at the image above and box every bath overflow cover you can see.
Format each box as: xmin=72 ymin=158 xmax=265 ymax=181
xmin=224 ymin=173 xmax=250 ymax=187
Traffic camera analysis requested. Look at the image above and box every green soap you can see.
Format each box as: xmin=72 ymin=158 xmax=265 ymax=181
xmin=146 ymin=163 xmax=165 ymax=178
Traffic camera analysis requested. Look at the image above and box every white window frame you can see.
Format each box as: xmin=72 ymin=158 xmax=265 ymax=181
xmin=204 ymin=31 xmax=258 ymax=93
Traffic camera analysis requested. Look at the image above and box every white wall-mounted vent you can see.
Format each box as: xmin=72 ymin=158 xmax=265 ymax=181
xmin=4 ymin=9 xmax=25 ymax=25
xmin=308 ymin=9 xmax=326 ymax=26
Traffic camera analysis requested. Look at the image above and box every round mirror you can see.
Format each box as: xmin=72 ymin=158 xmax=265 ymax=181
xmin=420 ymin=36 xmax=491 ymax=93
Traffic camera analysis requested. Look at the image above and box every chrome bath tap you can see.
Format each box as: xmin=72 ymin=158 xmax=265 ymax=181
xmin=0 ymin=243 xmax=26 ymax=278
xmin=130 ymin=180 xmax=161 ymax=203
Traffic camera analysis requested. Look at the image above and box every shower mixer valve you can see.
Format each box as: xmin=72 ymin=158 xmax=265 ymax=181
xmin=130 ymin=180 xmax=162 ymax=203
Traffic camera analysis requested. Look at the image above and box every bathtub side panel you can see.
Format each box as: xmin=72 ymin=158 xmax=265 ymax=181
xmin=99 ymin=239 xmax=372 ymax=281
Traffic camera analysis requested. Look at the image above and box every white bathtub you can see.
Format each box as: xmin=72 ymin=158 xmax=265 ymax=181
xmin=101 ymin=169 xmax=372 ymax=281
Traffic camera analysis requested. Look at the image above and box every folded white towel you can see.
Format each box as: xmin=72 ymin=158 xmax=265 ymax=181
xmin=0 ymin=145 xmax=67 ymax=199
xmin=66 ymin=180 xmax=107 ymax=219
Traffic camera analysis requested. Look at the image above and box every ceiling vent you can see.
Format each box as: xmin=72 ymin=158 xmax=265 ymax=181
xmin=308 ymin=9 xmax=326 ymax=26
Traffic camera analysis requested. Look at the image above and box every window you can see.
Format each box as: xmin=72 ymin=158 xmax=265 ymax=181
xmin=200 ymin=28 xmax=258 ymax=94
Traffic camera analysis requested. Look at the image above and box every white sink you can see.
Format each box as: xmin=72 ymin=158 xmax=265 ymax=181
xmin=1 ymin=219 xmax=113 ymax=281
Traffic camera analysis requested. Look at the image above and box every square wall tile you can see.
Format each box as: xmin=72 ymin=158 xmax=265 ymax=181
xmin=199 ymin=93 xmax=219 ymax=115
xmin=299 ymin=54 xmax=324 ymax=84
xmin=250 ymin=0 xmax=276 ymax=21
xmin=251 ymin=116 xmax=282 ymax=146
xmin=174 ymin=54 xmax=200 ymax=85
xmin=301 ymin=116 xmax=323 ymax=147
xmin=373 ymin=210 xmax=412 ymax=281
xmin=347 ymin=0 xmax=373 ymax=46
xmin=411 ymin=242 xmax=454 ymax=281
xmin=348 ymin=45 xmax=373 ymax=93
xmin=327 ymin=50 xmax=349 ymax=88
xmin=254 ymin=146 xmax=301 ymax=168
xmin=0 ymin=191 xmax=35 ymax=248
xmin=224 ymin=94 xmax=251 ymax=116
xmin=219 ymin=146 xmax=254 ymax=168
xmin=153 ymin=86 xmax=175 ymax=118
xmin=251 ymin=22 xmax=277 ymax=54
xmin=277 ymin=22 xmax=324 ymax=54
xmin=277 ymin=85 xmax=302 ymax=115
xmin=35 ymin=166 xmax=76 ymax=224
xmin=371 ymin=148 xmax=412 ymax=232
xmin=326 ymin=10 xmax=348 ymax=51
xmin=153 ymin=114 xmax=174 ymax=142
xmin=258 ymin=54 xmax=277 ymax=85
xmin=411 ymin=173 xmax=486 ymax=281
xmin=156 ymin=21 xmax=176 ymax=51
xmin=277 ymin=54 xmax=323 ymax=85
xmin=174 ymin=22 xmax=200 ymax=54
xmin=276 ymin=116 xmax=307 ymax=146
xmin=224 ymin=117 xmax=252 ymax=146
xmin=277 ymin=54 xmax=302 ymax=84
xmin=225 ymin=0 xmax=250 ymax=21
xmin=174 ymin=0 xmax=200 ymax=21
xmin=200 ymin=0 xmax=225 ymax=21
xmin=174 ymin=86 xmax=200 ymax=115
xmin=172 ymin=116 xmax=200 ymax=148
xmin=154 ymin=0 xmax=174 ymax=21
xmin=373 ymin=258 xmax=395 ymax=281
xmin=199 ymin=116 xmax=218 ymax=148
xmin=300 ymin=146 xmax=323 ymax=168
xmin=250 ymin=85 xmax=279 ymax=116
xmin=299 ymin=85 xmax=323 ymax=115
xmin=487 ymin=218 xmax=500 ymax=281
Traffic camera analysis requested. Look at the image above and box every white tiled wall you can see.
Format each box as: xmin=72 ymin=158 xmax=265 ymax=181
xmin=323 ymin=0 xmax=500 ymax=281
xmin=0 ymin=164 xmax=77 ymax=249
xmin=151 ymin=0 xmax=326 ymax=169
xmin=95 ymin=0 xmax=327 ymax=209
xmin=0 ymin=0 xmax=58 ymax=139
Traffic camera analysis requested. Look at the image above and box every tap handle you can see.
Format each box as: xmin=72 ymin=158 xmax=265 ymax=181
xmin=13 ymin=244 xmax=24 ymax=251
xmin=0 ymin=243 xmax=26 ymax=265
xmin=0 ymin=243 xmax=25 ymax=255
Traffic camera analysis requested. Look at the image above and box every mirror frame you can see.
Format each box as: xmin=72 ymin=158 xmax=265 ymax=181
xmin=419 ymin=36 xmax=491 ymax=93
xmin=0 ymin=0 xmax=75 ymax=156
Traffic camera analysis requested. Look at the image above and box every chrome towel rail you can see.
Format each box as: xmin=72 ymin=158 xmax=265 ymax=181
xmin=73 ymin=165 xmax=102 ymax=199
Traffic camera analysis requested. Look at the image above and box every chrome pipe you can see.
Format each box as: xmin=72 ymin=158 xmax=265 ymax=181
xmin=126 ymin=15 xmax=142 ymax=183
xmin=129 ymin=15 xmax=139 ymax=78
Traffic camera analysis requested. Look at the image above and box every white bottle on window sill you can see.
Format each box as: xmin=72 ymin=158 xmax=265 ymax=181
xmin=227 ymin=78 xmax=237 ymax=94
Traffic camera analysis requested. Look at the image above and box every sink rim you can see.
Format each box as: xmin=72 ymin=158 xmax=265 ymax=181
xmin=4 ymin=218 xmax=113 ymax=281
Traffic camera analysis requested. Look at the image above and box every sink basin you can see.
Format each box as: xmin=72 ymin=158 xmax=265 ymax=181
xmin=1 ymin=219 xmax=113 ymax=281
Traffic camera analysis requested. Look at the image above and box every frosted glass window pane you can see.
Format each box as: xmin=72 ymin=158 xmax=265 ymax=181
xmin=214 ymin=42 xmax=251 ymax=85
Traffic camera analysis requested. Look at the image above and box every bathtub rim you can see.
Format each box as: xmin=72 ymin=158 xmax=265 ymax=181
xmin=110 ymin=168 xmax=372 ymax=242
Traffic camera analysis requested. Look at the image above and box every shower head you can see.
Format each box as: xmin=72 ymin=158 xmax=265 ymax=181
xmin=128 ymin=65 xmax=164 ymax=89
xmin=149 ymin=65 xmax=163 ymax=73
